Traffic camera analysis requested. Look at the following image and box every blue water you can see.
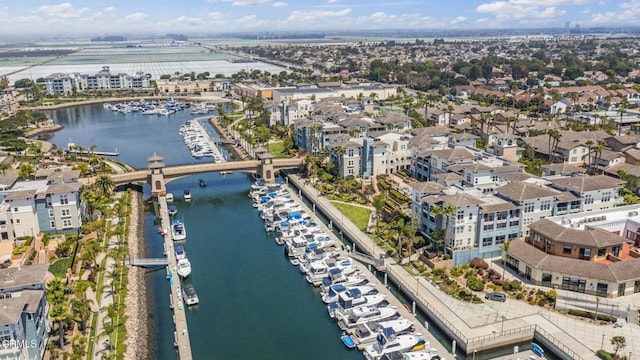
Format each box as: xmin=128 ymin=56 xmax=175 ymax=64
xmin=45 ymin=105 xmax=362 ymax=360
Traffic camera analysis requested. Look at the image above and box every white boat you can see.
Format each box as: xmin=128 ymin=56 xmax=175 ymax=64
xmin=306 ymin=258 xmax=358 ymax=286
xmin=176 ymin=258 xmax=192 ymax=278
xmin=320 ymin=269 xmax=368 ymax=293
xmin=402 ymin=349 xmax=443 ymax=360
xmin=166 ymin=193 xmax=174 ymax=203
xmin=336 ymin=305 xmax=399 ymax=331
xmin=183 ymin=189 xmax=192 ymax=201
xmin=175 ymin=245 xmax=186 ymax=260
xmin=322 ymin=284 xmax=377 ymax=304
xmin=182 ymin=284 xmax=199 ymax=306
xmin=363 ymin=329 xmax=427 ymax=360
xmin=172 ymin=219 xmax=187 ymax=241
xmin=347 ymin=318 xmax=414 ymax=348
xmin=328 ymin=290 xmax=388 ymax=319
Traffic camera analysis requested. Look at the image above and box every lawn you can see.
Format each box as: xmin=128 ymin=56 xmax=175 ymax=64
xmin=49 ymin=257 xmax=72 ymax=278
xmin=268 ymin=141 xmax=287 ymax=158
xmin=331 ymin=202 xmax=371 ymax=231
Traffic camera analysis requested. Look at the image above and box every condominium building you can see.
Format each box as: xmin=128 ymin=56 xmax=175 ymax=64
xmin=0 ymin=264 xmax=50 ymax=359
xmin=43 ymin=66 xmax=150 ymax=95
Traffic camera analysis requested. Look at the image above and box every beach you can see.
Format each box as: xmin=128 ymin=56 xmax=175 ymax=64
xmin=123 ymin=192 xmax=149 ymax=360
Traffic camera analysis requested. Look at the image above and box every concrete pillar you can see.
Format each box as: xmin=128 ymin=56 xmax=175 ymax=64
xmin=412 ymin=301 xmax=416 ymax=314
xmin=384 ymin=273 xmax=388 ymax=286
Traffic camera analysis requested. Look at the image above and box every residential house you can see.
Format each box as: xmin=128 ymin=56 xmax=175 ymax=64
xmin=549 ymin=175 xmax=625 ymax=212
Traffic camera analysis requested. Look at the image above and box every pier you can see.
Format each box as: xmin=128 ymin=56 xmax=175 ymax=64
xmin=158 ymin=197 xmax=193 ymax=360
xmin=125 ymin=257 xmax=169 ymax=267
xmin=192 ymin=117 xmax=226 ymax=163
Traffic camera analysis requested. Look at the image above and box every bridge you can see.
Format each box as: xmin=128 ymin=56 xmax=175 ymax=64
xmin=125 ymin=257 xmax=169 ymax=267
xmin=101 ymin=148 xmax=304 ymax=198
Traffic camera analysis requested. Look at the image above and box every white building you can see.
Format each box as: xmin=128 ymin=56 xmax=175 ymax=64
xmin=550 ymin=175 xmax=625 ymax=212
xmin=43 ymin=66 xmax=151 ymax=95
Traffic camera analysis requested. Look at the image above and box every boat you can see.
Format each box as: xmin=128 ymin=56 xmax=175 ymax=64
xmin=363 ymin=328 xmax=427 ymax=360
xmin=183 ymin=189 xmax=192 ymax=201
xmin=401 ymin=349 xmax=443 ymax=360
xmin=328 ymin=290 xmax=388 ymax=318
xmin=182 ymin=284 xmax=199 ymax=306
xmin=198 ymin=178 xmax=207 ymax=187
xmin=320 ymin=269 xmax=368 ymax=293
xmin=172 ymin=219 xmax=187 ymax=241
xmin=336 ymin=305 xmax=398 ymax=331
xmin=168 ymin=205 xmax=178 ymax=216
xmin=166 ymin=193 xmax=174 ymax=203
xmin=322 ymin=284 xmax=377 ymax=304
xmin=176 ymin=258 xmax=192 ymax=278
xmin=341 ymin=333 xmax=357 ymax=349
xmin=347 ymin=318 xmax=414 ymax=348
xmin=220 ymin=171 xmax=233 ymax=175
xmin=175 ymin=245 xmax=186 ymax=260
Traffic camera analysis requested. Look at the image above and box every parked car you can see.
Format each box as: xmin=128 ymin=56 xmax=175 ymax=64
xmin=485 ymin=292 xmax=506 ymax=302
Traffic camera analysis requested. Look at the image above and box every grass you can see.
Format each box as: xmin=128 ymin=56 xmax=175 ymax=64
xmin=331 ymin=202 xmax=371 ymax=231
xmin=49 ymin=257 xmax=72 ymax=278
xmin=85 ymin=311 xmax=99 ymax=360
xmin=267 ymin=141 xmax=287 ymax=158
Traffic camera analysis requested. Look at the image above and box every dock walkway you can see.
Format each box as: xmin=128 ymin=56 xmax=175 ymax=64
xmin=192 ymin=117 xmax=226 ymax=163
xmin=159 ymin=197 xmax=193 ymax=360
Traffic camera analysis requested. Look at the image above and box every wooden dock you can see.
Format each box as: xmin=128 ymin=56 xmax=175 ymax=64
xmin=158 ymin=197 xmax=193 ymax=360
xmin=192 ymin=118 xmax=226 ymax=163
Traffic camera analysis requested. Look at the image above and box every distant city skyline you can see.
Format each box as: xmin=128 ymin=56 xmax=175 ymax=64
xmin=1 ymin=0 xmax=639 ymax=36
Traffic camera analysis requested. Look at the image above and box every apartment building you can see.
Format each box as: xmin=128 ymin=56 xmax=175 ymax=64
xmin=43 ymin=66 xmax=151 ymax=95
xmin=0 ymin=264 xmax=50 ymax=359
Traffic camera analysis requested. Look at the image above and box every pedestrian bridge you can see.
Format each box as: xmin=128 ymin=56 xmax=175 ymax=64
xmin=100 ymin=148 xmax=304 ymax=198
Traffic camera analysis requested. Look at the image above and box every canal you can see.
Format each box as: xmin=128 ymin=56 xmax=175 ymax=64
xmin=45 ymin=104 xmax=362 ymax=359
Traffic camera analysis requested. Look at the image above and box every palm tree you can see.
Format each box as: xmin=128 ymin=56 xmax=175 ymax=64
xmin=94 ymin=175 xmax=115 ymax=196
xmin=591 ymin=141 xmax=605 ymax=175
xmin=585 ymin=140 xmax=594 ymax=173
xmin=372 ymin=194 xmax=385 ymax=235
xmin=547 ymin=129 xmax=561 ymax=163
xmin=71 ymin=298 xmax=92 ymax=332
xmin=617 ymin=99 xmax=628 ymax=136
xmin=430 ymin=204 xmax=456 ymax=254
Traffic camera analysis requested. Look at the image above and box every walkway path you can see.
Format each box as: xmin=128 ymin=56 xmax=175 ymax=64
xmin=287 ymin=174 xmax=639 ymax=359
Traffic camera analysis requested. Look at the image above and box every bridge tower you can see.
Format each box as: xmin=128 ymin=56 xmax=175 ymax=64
xmin=148 ymin=154 xmax=166 ymax=197
xmin=255 ymin=147 xmax=276 ymax=184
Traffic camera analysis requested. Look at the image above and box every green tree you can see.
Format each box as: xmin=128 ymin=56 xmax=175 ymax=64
xmin=94 ymin=174 xmax=115 ymax=195
xmin=610 ymin=335 xmax=626 ymax=357
xmin=18 ymin=163 xmax=35 ymax=180
xmin=372 ymin=194 xmax=385 ymax=235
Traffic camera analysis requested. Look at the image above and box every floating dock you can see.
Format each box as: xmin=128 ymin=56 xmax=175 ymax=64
xmin=159 ymin=197 xmax=193 ymax=360
xmin=192 ymin=117 xmax=226 ymax=163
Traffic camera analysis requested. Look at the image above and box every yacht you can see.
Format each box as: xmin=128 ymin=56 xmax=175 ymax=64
xmin=322 ymin=284 xmax=377 ymax=304
xmin=336 ymin=305 xmax=398 ymax=331
xmin=176 ymin=258 xmax=192 ymax=278
xmin=328 ymin=290 xmax=388 ymax=318
xmin=166 ymin=193 xmax=174 ymax=203
xmin=175 ymin=245 xmax=186 ymax=260
xmin=172 ymin=219 xmax=187 ymax=241
xmin=401 ymin=350 xmax=443 ymax=360
xmin=363 ymin=328 xmax=427 ymax=360
xmin=182 ymin=284 xmax=199 ymax=306
xmin=345 ymin=318 xmax=414 ymax=349
xmin=320 ymin=269 xmax=368 ymax=293
xmin=183 ymin=189 xmax=192 ymax=201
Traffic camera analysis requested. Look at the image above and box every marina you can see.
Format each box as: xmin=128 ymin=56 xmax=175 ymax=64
xmin=179 ymin=118 xmax=226 ymax=161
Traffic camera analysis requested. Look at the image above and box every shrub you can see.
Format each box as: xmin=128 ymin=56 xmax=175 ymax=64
xmin=516 ymin=292 xmax=524 ymax=300
xmin=537 ymin=299 xmax=547 ymax=307
xmin=432 ymin=267 xmax=447 ymax=276
xmin=13 ymin=246 xmax=28 ymax=255
xmin=450 ymin=267 xmax=463 ymax=277
xmin=470 ymin=257 xmax=489 ymax=270
xmin=596 ymin=350 xmax=613 ymax=360
xmin=466 ymin=275 xmax=485 ymax=291
xmin=505 ymin=279 xmax=522 ymax=292
xmin=443 ymin=253 xmax=451 ymax=260
xmin=568 ymin=309 xmax=617 ymax=323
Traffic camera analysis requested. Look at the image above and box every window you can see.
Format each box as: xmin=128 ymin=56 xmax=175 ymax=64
xmin=602 ymin=192 xmax=611 ymax=202
xmin=48 ymin=209 xmax=54 ymax=217
xmin=542 ymin=273 xmax=552 ymax=284
xmin=348 ymin=149 xmax=354 ymax=156
xmin=496 ymin=235 xmax=506 ymax=244
xmin=570 ymin=157 xmax=577 ymax=162
xmin=457 ymin=211 xmax=464 ymax=220
xmin=584 ymin=195 xmax=593 ymax=204
xmin=50 ymin=221 xmax=56 ymax=228
xmin=60 ymin=194 xmax=69 ymax=205
xmin=483 ymin=214 xmax=494 ymax=222
xmin=483 ymin=223 xmax=493 ymax=231
xmin=455 ymin=226 xmax=464 ymax=234
xmin=509 ymin=220 xmax=519 ymax=227
xmin=63 ymin=219 xmax=72 ymax=228
xmin=540 ymin=200 xmax=552 ymax=211
xmin=15 ymin=219 xmax=20 ymax=224
xmin=482 ymin=237 xmax=493 ymax=246
xmin=508 ymin=233 xmax=519 ymax=240
xmin=61 ymin=209 xmax=71 ymax=217
xmin=524 ymin=203 xmax=535 ymax=213
xmin=597 ymin=248 xmax=606 ymax=257
xmin=563 ymin=245 xmax=572 ymax=254
xmin=497 ymin=222 xmax=507 ymax=229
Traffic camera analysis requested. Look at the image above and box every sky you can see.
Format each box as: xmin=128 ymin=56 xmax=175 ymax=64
xmin=1 ymin=0 xmax=639 ymax=35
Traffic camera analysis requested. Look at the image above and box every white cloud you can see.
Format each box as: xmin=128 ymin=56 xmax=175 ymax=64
xmin=235 ymin=14 xmax=269 ymax=28
xmin=590 ymin=0 xmax=640 ymax=24
xmin=36 ymin=3 xmax=89 ymax=19
xmin=287 ymin=8 xmax=351 ymax=22
xmin=451 ymin=16 xmax=467 ymax=25
xmin=168 ymin=16 xmax=204 ymax=27
xmin=104 ymin=6 xmax=116 ymax=12
xmin=208 ymin=11 xmax=226 ymax=20
xmin=224 ymin=0 xmax=269 ymax=6
xmin=272 ymin=1 xmax=287 ymax=7
xmin=327 ymin=0 xmax=339 ymax=3
xmin=124 ymin=12 xmax=148 ymax=22
xmin=476 ymin=0 xmax=582 ymax=22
